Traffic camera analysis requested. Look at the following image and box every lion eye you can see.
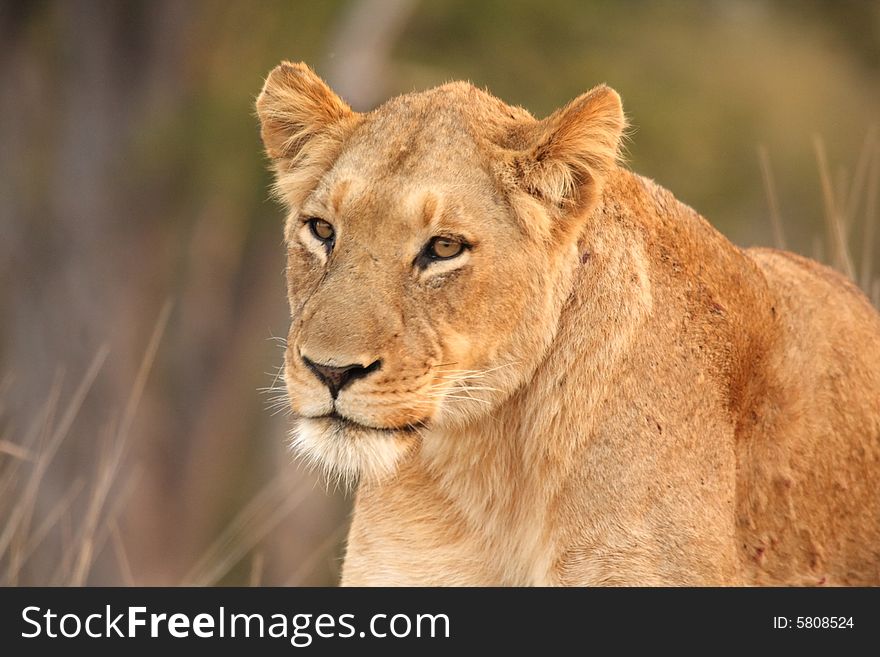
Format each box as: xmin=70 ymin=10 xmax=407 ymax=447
xmin=308 ymin=218 xmax=335 ymax=243
xmin=427 ymin=237 xmax=464 ymax=260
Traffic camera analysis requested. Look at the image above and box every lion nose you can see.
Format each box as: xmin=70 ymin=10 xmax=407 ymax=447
xmin=301 ymin=355 xmax=382 ymax=399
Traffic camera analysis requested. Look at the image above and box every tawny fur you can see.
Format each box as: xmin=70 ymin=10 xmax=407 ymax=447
xmin=256 ymin=62 xmax=880 ymax=586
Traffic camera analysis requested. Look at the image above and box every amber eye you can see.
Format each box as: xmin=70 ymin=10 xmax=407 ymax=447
xmin=427 ymin=237 xmax=465 ymax=260
xmin=308 ymin=218 xmax=335 ymax=243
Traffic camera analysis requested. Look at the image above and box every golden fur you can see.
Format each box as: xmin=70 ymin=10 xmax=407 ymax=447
xmin=256 ymin=62 xmax=880 ymax=585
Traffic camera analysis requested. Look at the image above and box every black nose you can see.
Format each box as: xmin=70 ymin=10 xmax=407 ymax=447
xmin=302 ymin=356 xmax=382 ymax=399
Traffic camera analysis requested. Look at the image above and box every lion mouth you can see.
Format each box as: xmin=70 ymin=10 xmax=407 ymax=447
xmin=318 ymin=411 xmax=425 ymax=435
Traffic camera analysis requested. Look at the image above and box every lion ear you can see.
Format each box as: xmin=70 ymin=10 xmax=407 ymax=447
xmin=255 ymin=61 xmax=355 ymax=162
xmin=513 ymin=84 xmax=626 ymax=216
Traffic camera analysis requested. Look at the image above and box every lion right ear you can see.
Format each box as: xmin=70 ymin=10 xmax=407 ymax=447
xmin=511 ymin=85 xmax=626 ymax=219
xmin=255 ymin=61 xmax=356 ymax=164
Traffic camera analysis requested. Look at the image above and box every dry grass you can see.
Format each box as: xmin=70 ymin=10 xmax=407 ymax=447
xmin=181 ymin=470 xmax=314 ymax=586
xmin=0 ymin=350 xmax=107 ymax=585
xmin=0 ymin=301 xmax=330 ymax=586
xmin=760 ymin=129 xmax=879 ymax=304
xmin=757 ymin=145 xmax=787 ymax=251
xmin=0 ymin=301 xmax=171 ymax=586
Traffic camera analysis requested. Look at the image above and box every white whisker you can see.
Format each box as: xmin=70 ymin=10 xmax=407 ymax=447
xmin=430 ymin=394 xmax=491 ymax=406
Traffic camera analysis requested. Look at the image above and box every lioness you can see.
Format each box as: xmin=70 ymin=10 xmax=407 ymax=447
xmin=257 ymin=62 xmax=880 ymax=585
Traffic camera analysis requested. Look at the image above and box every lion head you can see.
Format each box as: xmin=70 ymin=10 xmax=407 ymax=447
xmin=256 ymin=62 xmax=625 ymax=483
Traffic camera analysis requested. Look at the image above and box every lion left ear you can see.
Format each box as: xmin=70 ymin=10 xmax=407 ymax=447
xmin=513 ymin=84 xmax=626 ymax=216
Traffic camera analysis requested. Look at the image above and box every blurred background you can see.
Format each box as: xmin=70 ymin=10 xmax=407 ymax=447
xmin=1 ymin=0 xmax=878 ymax=586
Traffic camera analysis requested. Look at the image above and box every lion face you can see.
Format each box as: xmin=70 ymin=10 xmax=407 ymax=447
xmin=257 ymin=63 xmax=624 ymax=482
xmin=281 ymin=151 xmax=559 ymax=483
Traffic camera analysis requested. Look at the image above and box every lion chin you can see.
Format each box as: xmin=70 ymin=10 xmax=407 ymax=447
xmin=289 ymin=415 xmax=419 ymax=486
